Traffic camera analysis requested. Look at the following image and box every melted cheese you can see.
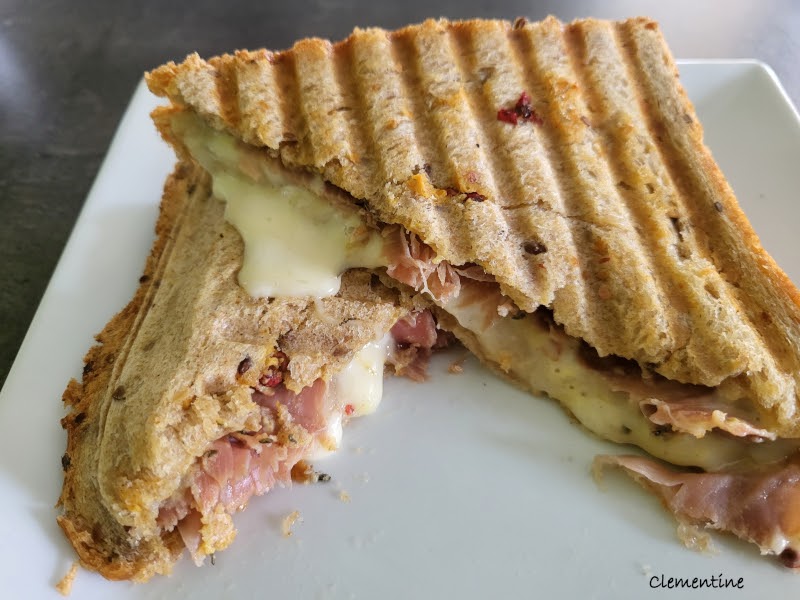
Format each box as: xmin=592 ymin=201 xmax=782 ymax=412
xmin=213 ymin=173 xmax=384 ymax=297
xmin=308 ymin=335 xmax=392 ymax=459
xmin=174 ymin=113 xmax=385 ymax=298
xmin=443 ymin=296 xmax=798 ymax=471
xmin=333 ymin=334 xmax=393 ymax=417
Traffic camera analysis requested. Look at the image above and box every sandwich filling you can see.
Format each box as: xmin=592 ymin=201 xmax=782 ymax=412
xmin=173 ymin=112 xmax=800 ymax=563
xmin=157 ymin=310 xmax=445 ymax=562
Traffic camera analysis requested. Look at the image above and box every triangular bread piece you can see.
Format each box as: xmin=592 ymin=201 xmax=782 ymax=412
xmin=147 ymin=16 xmax=800 ymax=412
xmin=57 ymin=162 xmax=441 ymax=580
xmin=143 ymin=16 xmax=800 ymax=567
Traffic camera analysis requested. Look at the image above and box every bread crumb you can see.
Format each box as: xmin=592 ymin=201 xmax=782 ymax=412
xmin=282 ymin=510 xmax=301 ymax=537
xmin=448 ymin=363 xmax=463 ymax=374
xmin=677 ymin=521 xmax=717 ymax=555
xmin=339 ymin=490 xmax=351 ymax=503
xmin=56 ymin=562 xmax=79 ymax=596
xmin=448 ymin=352 xmax=469 ymax=374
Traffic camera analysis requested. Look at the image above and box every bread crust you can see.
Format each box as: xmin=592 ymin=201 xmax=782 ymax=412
xmin=58 ymin=162 xmax=407 ymax=580
xmin=146 ymin=16 xmax=800 ymax=434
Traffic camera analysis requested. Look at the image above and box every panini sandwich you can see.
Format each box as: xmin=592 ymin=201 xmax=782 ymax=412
xmin=57 ymin=162 xmax=445 ymax=580
xmin=60 ymin=16 xmax=800 ymax=580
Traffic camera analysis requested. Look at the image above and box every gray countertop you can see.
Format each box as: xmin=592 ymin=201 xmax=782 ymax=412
xmin=1 ymin=0 xmax=798 ymax=386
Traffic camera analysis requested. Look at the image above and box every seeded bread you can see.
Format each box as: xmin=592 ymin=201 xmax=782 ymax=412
xmin=57 ymin=162 xmax=406 ymax=580
xmin=146 ymin=16 xmax=800 ymax=434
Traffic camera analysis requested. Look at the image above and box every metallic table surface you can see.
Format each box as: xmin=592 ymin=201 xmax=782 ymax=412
xmin=1 ymin=0 xmax=798 ymax=386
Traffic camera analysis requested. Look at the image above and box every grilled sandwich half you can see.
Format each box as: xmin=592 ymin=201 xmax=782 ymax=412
xmin=58 ymin=162 xmax=445 ymax=580
xmin=59 ymin=15 xmax=800 ymax=580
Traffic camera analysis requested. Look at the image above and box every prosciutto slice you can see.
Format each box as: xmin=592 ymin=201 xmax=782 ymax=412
xmin=391 ymin=311 xmax=438 ymax=348
xmin=253 ymin=379 xmax=329 ymax=434
xmin=159 ymin=309 xmax=445 ymax=562
xmin=382 ymin=225 xmax=516 ymax=314
xmin=383 ymin=226 xmax=461 ymax=302
xmin=640 ymin=397 xmax=776 ymax=440
xmin=595 ymin=454 xmax=800 ymax=567
xmin=388 ymin=310 xmax=443 ymax=381
xmin=599 ymin=361 xmax=776 ymax=441
xmin=156 ymin=382 xmax=313 ymax=562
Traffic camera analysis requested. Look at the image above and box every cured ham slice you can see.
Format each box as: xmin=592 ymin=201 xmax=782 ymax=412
xmin=388 ymin=310 xmax=443 ymax=381
xmin=253 ymin=379 xmax=329 ymax=434
xmin=594 ymin=353 xmax=776 ymax=441
xmin=159 ymin=309 xmax=445 ymax=561
xmin=383 ymin=225 xmax=515 ymax=317
xmin=383 ymin=226 xmax=461 ymax=302
xmin=390 ymin=311 xmax=438 ymax=348
xmin=640 ymin=397 xmax=776 ymax=440
xmin=595 ymin=454 xmax=800 ymax=567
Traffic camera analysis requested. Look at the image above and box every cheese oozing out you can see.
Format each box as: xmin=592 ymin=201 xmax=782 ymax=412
xmin=307 ymin=334 xmax=393 ymax=459
xmin=174 ymin=113 xmax=386 ymax=298
xmin=333 ymin=334 xmax=394 ymax=418
xmin=440 ymin=295 xmax=799 ymax=471
xmin=173 ymin=113 xmax=796 ymax=472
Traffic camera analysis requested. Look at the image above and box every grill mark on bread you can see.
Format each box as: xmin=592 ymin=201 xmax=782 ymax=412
xmin=613 ymin=20 xmax=780 ymax=385
xmin=565 ymin=21 xmax=688 ymax=355
xmin=469 ymin=25 xmax=560 ymax=211
xmin=447 ymin=22 xmax=557 ymax=294
xmin=271 ymin=53 xmax=308 ymax=162
xmin=328 ymin=39 xmax=375 ymax=198
xmin=507 ymin=21 xmax=594 ymax=333
xmin=389 ymin=30 xmax=450 ymax=189
xmin=233 ymin=50 xmax=284 ymax=147
xmin=458 ymin=22 xmax=574 ymax=301
xmin=516 ymin=19 xmax=667 ymax=354
xmin=347 ymin=29 xmax=423 ymax=193
xmin=210 ymin=56 xmax=242 ymax=130
xmin=292 ymin=39 xmax=350 ymax=171
xmin=541 ymin=20 xmax=669 ymax=362
xmin=600 ymin=21 xmax=757 ymax=376
xmin=447 ymin=22 xmax=510 ymax=204
xmin=409 ymin=20 xmax=497 ymax=200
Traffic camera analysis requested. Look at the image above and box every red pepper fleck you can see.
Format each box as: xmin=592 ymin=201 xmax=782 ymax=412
xmin=497 ymin=108 xmax=518 ymax=125
xmin=259 ymin=370 xmax=283 ymax=388
xmin=498 ymin=92 xmax=543 ymax=126
xmin=345 ymin=404 xmax=355 ymax=416
xmin=443 ymin=187 xmax=487 ymax=201
xmin=258 ymin=350 xmax=289 ymax=386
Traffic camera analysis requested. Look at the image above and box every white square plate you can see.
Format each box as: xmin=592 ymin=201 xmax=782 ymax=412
xmin=1 ymin=61 xmax=799 ymax=599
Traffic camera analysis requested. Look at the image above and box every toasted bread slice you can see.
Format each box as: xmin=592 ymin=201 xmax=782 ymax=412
xmin=57 ymin=162 xmax=415 ymax=580
xmin=146 ymin=16 xmax=800 ymax=437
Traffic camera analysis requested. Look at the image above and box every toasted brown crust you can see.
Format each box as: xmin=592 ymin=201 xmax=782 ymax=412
xmin=146 ymin=16 xmax=800 ymax=434
xmin=58 ymin=162 xmax=407 ymax=580
xmin=59 ymin=163 xmax=203 ymax=580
